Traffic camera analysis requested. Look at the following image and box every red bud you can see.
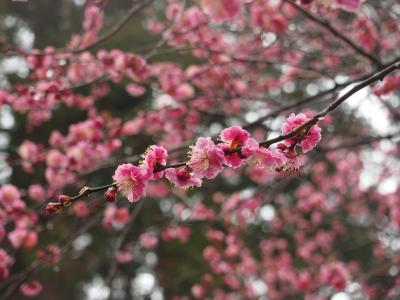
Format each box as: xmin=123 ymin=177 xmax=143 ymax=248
xmin=104 ymin=187 xmax=117 ymax=202
xmin=45 ymin=202 xmax=62 ymax=214
xmin=58 ymin=195 xmax=72 ymax=206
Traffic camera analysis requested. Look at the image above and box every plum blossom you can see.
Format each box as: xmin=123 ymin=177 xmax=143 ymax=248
xmin=113 ymin=163 xmax=150 ymax=202
xmin=333 ymin=0 xmax=361 ymax=11
xmin=0 ymin=184 xmax=26 ymax=211
xmin=73 ymin=201 xmax=90 ymax=218
xmin=246 ymin=147 xmax=287 ymax=170
xmin=28 ymin=184 xmax=46 ymax=202
xmin=188 ymin=137 xmax=225 ymax=179
xmin=139 ymin=233 xmax=159 ymax=249
xmin=0 ymin=248 xmax=14 ymax=279
xmin=276 ymin=143 xmax=305 ymax=171
xmin=162 ymin=226 xmax=191 ymax=243
xmin=83 ymin=5 xmax=103 ymax=33
xmin=320 ymin=262 xmax=350 ymax=291
xmin=141 ymin=145 xmax=168 ymax=179
xmin=102 ymin=205 xmax=130 ymax=228
xmin=126 ymin=83 xmax=146 ymax=96
xmin=36 ymin=244 xmax=61 ymax=265
xmin=116 ymin=250 xmax=134 ymax=263
xmin=219 ymin=126 xmax=251 ymax=168
xmin=201 ymin=0 xmax=242 ymax=22
xmin=165 ymin=167 xmax=202 ymax=188
xmin=18 ymin=140 xmax=42 ymax=172
xmin=282 ymin=113 xmax=321 ymax=153
xmin=20 ymin=280 xmax=43 ymax=297
xmin=8 ymin=228 xmax=38 ymax=249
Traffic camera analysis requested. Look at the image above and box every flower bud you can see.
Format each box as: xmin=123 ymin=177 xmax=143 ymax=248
xmin=58 ymin=195 xmax=72 ymax=207
xmin=104 ymin=187 xmax=117 ymax=202
xmin=45 ymin=202 xmax=62 ymax=214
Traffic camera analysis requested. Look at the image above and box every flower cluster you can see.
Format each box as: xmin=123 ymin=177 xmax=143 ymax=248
xmin=112 ymin=114 xmax=322 ymax=203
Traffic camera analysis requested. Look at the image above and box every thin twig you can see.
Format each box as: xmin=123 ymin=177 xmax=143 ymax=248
xmin=283 ymin=0 xmax=383 ymax=67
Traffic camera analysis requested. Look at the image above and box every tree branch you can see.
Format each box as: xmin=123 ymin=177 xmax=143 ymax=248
xmin=284 ymin=0 xmax=383 ymax=67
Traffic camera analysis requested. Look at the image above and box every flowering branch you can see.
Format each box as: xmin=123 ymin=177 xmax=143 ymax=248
xmin=47 ymin=58 xmax=400 ymax=214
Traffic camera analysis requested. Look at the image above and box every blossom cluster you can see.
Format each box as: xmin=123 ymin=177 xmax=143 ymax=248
xmin=112 ymin=113 xmax=321 ymax=203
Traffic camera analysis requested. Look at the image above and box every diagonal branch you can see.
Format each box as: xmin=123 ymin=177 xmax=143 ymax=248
xmin=57 ymin=59 xmax=400 ymax=206
xmin=284 ymin=0 xmax=383 ymax=67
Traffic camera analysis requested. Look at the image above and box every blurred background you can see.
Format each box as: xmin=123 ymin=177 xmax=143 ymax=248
xmin=1 ymin=0 xmax=400 ymax=299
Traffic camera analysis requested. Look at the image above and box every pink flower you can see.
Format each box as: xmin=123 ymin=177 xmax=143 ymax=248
xmin=73 ymin=201 xmax=90 ymax=218
xmin=247 ymin=147 xmax=287 ymax=169
xmin=201 ymin=0 xmax=242 ymax=22
xmin=36 ymin=244 xmax=61 ymax=265
xmin=46 ymin=149 xmax=67 ymax=168
xmin=8 ymin=229 xmax=38 ymax=249
xmin=188 ymin=137 xmax=225 ymax=179
xmin=162 ymin=226 xmax=191 ymax=243
xmin=241 ymin=137 xmax=259 ymax=157
xmin=126 ymin=83 xmax=146 ymax=96
xmin=276 ymin=143 xmax=305 ymax=172
xmin=113 ymin=163 xmax=150 ymax=202
xmin=139 ymin=233 xmax=159 ymax=249
xmin=333 ymin=0 xmax=361 ymax=11
xmin=18 ymin=140 xmax=40 ymax=162
xmin=102 ymin=205 xmax=130 ymax=228
xmin=192 ymin=284 xmax=205 ymax=298
xmin=28 ymin=184 xmax=46 ymax=202
xmin=220 ymin=126 xmax=251 ymax=168
xmin=165 ymin=167 xmax=202 ymax=188
xmin=141 ymin=145 xmax=168 ymax=179
xmin=0 ymin=248 xmax=14 ymax=279
xmin=0 ymin=184 xmax=26 ymax=211
xmin=83 ymin=5 xmax=103 ymax=33
xmin=116 ymin=250 xmax=134 ymax=263
xmin=20 ymin=280 xmax=43 ymax=297
xmin=282 ymin=113 xmax=321 ymax=153
xmin=320 ymin=262 xmax=350 ymax=291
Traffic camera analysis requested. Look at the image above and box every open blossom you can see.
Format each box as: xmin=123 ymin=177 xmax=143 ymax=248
xmin=113 ymin=164 xmax=150 ymax=202
xmin=282 ymin=113 xmax=321 ymax=153
xmin=116 ymin=250 xmax=134 ymax=263
xmin=201 ymin=0 xmax=242 ymax=22
xmin=141 ymin=145 xmax=168 ymax=179
xmin=8 ymin=228 xmax=38 ymax=249
xmin=220 ymin=126 xmax=251 ymax=168
xmin=20 ymin=280 xmax=43 ymax=297
xmin=18 ymin=140 xmax=41 ymax=165
xmin=36 ymin=244 xmax=61 ymax=265
xmin=73 ymin=201 xmax=90 ymax=218
xmin=28 ymin=184 xmax=46 ymax=202
xmin=276 ymin=143 xmax=305 ymax=171
xmin=139 ymin=233 xmax=159 ymax=249
xmin=0 ymin=248 xmax=14 ymax=280
xmin=188 ymin=137 xmax=225 ymax=179
xmin=102 ymin=205 xmax=130 ymax=228
xmin=320 ymin=262 xmax=350 ymax=291
xmin=162 ymin=226 xmax=191 ymax=243
xmin=0 ymin=184 xmax=26 ymax=211
xmin=83 ymin=5 xmax=103 ymax=33
xmin=165 ymin=167 xmax=202 ymax=188
xmin=246 ymin=147 xmax=287 ymax=170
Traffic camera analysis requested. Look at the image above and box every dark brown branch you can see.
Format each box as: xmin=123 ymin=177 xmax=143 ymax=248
xmin=260 ymin=59 xmax=400 ymax=147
